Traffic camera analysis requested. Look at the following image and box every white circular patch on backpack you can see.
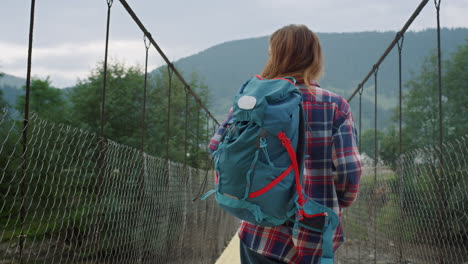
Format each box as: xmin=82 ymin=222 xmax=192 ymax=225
xmin=238 ymin=96 xmax=257 ymax=110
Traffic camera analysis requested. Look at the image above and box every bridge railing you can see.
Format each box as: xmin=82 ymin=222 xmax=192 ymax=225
xmin=0 ymin=108 xmax=238 ymax=263
xmin=337 ymin=135 xmax=468 ymax=263
xmin=1 ymin=0 xmax=240 ymax=262
xmin=336 ymin=0 xmax=468 ymax=263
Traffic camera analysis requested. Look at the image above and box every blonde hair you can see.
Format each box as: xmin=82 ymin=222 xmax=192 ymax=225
xmin=261 ymin=24 xmax=323 ymax=88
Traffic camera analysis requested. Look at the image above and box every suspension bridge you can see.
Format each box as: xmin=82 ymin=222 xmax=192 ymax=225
xmin=1 ymin=0 xmax=467 ymax=263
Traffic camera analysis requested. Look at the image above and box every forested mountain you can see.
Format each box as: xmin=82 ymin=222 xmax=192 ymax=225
xmin=2 ymin=28 xmax=467 ymax=130
xmin=164 ymin=28 xmax=468 ymax=129
xmin=0 ymin=73 xmax=24 ymax=106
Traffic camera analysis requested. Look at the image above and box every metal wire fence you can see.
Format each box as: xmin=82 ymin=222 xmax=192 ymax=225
xmin=0 ymin=108 xmax=238 ymax=263
xmin=336 ymin=135 xmax=468 ymax=264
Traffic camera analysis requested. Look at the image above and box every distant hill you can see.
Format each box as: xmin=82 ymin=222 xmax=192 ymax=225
xmin=158 ymin=28 xmax=468 ymax=130
xmin=0 ymin=73 xmax=25 ymax=107
xmin=2 ymin=29 xmax=467 ymax=131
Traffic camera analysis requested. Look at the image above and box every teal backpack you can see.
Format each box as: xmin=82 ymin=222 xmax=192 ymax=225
xmin=203 ymin=75 xmax=339 ymax=264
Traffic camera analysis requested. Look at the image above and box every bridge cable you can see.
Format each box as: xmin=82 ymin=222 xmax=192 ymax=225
xmin=184 ymin=89 xmax=189 ymax=167
xmin=19 ymin=0 xmax=36 ymax=261
xmin=396 ymin=32 xmax=405 ymax=264
xmin=141 ymin=35 xmax=150 ymax=158
xmin=117 ymin=0 xmax=219 ymax=126
xmin=166 ymin=66 xmax=173 ymax=162
xmin=357 ymin=84 xmax=363 ymax=264
xmin=348 ymin=0 xmax=429 ymax=102
xmin=434 ymin=0 xmax=443 ymax=167
xmin=397 ymin=34 xmax=404 ymax=155
xmin=373 ymin=66 xmax=379 ymax=264
xmin=358 ymin=85 xmax=363 ymax=151
xmin=191 ymin=113 xmax=214 ymax=201
xmin=434 ymin=1 xmax=446 ymax=263
xmin=196 ymin=107 xmax=200 ymax=169
xmin=373 ymin=66 xmax=379 ymax=183
xmin=100 ymin=0 xmax=113 ymax=140
xmin=95 ymin=0 xmax=113 ymax=259
xmin=136 ymin=34 xmax=151 ymax=262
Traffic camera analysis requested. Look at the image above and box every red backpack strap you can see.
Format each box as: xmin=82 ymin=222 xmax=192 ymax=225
xmin=277 ymin=132 xmax=306 ymax=207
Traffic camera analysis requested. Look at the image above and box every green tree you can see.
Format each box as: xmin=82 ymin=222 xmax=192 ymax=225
xmin=70 ymin=62 xmax=211 ymax=167
xmin=444 ymin=42 xmax=468 ymax=140
xmin=359 ymin=128 xmax=385 ymax=159
xmin=379 ymin=42 xmax=468 ymax=166
xmin=15 ymin=77 xmax=68 ymax=123
xmin=70 ymin=62 xmax=145 ymax=149
xmin=146 ymin=67 xmax=211 ymax=166
xmin=400 ymin=54 xmax=440 ymax=150
xmin=399 ymin=42 xmax=468 ymax=149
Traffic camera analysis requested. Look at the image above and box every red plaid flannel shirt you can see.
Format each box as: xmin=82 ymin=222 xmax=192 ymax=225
xmin=209 ymin=84 xmax=361 ymax=264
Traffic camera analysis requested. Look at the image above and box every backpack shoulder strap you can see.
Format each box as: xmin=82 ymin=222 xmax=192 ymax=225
xmin=296 ymin=104 xmax=306 ymax=178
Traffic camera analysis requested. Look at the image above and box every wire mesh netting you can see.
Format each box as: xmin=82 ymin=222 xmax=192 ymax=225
xmin=336 ymin=135 xmax=468 ymax=264
xmin=0 ymin=108 xmax=238 ymax=263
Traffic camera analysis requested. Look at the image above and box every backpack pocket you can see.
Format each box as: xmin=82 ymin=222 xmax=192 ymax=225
xmin=247 ymin=160 xmax=296 ymax=221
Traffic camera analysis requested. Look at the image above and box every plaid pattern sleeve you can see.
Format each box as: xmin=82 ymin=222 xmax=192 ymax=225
xmin=332 ymin=108 xmax=361 ymax=208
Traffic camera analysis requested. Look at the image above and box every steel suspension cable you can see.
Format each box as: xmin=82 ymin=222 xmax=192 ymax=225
xmin=434 ymin=2 xmax=446 ymax=263
xmin=166 ymin=67 xmax=173 ymax=162
xmin=100 ymin=0 xmax=113 ymax=140
xmin=396 ymin=32 xmax=405 ymax=264
xmin=95 ymin=1 xmax=113 ymax=259
xmin=373 ymin=66 xmax=379 ymax=264
xmin=358 ymin=85 xmax=363 ymax=151
xmin=117 ymin=0 xmax=219 ymax=126
xmin=397 ymin=35 xmax=404 ymax=155
xmin=348 ymin=0 xmax=429 ymax=102
xmin=196 ymin=107 xmax=200 ymax=168
xmin=357 ymin=84 xmax=364 ymax=264
xmin=373 ymin=66 xmax=379 ymax=183
xmin=206 ymin=114 xmax=209 ymax=142
xmin=435 ymin=0 xmax=443 ymax=166
xmin=141 ymin=35 xmax=150 ymax=159
xmin=98 ymin=0 xmax=113 ymax=188
xmin=184 ymin=90 xmax=189 ymax=167
xmin=137 ymin=35 xmax=150 ymax=263
xmin=19 ymin=0 xmax=36 ymax=261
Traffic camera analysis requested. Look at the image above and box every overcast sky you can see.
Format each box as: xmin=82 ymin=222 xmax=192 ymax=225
xmin=1 ymin=0 xmax=467 ymax=87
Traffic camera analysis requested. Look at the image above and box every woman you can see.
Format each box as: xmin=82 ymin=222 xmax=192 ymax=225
xmin=209 ymin=24 xmax=361 ymax=264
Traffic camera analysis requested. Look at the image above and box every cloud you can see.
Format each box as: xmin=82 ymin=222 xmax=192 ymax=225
xmin=0 ymin=40 xmax=167 ymax=87
xmin=1 ymin=0 xmax=467 ymax=88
